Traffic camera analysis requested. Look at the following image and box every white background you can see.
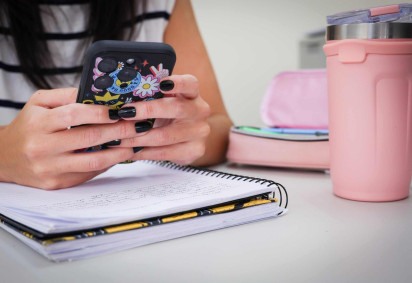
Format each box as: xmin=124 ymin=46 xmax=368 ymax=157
xmin=191 ymin=0 xmax=402 ymax=126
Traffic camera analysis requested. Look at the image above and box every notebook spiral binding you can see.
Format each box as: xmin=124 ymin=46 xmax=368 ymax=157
xmin=147 ymin=160 xmax=288 ymax=210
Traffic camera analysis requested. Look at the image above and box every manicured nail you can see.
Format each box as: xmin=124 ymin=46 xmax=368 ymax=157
xmin=103 ymin=139 xmax=121 ymax=146
xmin=135 ymin=121 xmax=153 ymax=133
xmin=118 ymin=107 xmax=136 ymax=118
xmin=109 ymin=109 xmax=120 ymax=120
xmin=160 ymin=80 xmax=174 ymax=91
xmin=133 ymin=147 xmax=144 ymax=153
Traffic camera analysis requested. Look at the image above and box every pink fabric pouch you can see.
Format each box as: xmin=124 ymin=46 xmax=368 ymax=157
xmin=260 ymin=69 xmax=328 ymax=129
xmin=227 ymin=69 xmax=330 ymax=170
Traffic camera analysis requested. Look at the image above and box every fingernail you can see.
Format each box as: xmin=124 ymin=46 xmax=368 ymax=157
xmin=118 ymin=107 xmax=136 ymax=118
xmin=133 ymin=147 xmax=144 ymax=153
xmin=109 ymin=109 xmax=120 ymax=120
xmin=103 ymin=139 xmax=121 ymax=146
xmin=135 ymin=121 xmax=153 ymax=133
xmin=160 ymin=80 xmax=174 ymax=91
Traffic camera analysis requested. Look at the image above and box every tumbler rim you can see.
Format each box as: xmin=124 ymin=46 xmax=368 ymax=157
xmin=326 ymin=22 xmax=412 ymax=40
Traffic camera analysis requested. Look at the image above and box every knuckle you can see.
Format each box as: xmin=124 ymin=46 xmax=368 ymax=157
xmin=87 ymin=156 xmax=105 ymax=171
xmin=131 ymin=136 xmax=143 ymax=146
xmin=156 ymin=129 xmax=173 ymax=144
xmin=61 ymin=106 xmax=77 ymax=126
xmin=193 ymin=142 xmax=206 ymax=159
xmin=121 ymin=137 xmax=134 ymax=147
xmin=177 ymin=142 xmax=205 ymax=165
xmin=95 ymin=106 xmax=106 ymax=123
xmin=194 ymin=99 xmax=210 ymax=119
xmin=199 ymin=122 xmax=211 ymax=138
xmin=141 ymin=102 xmax=156 ymax=118
xmin=179 ymin=76 xmax=187 ymax=91
xmin=117 ymin=122 xmax=131 ymax=138
xmin=23 ymin=141 xmax=44 ymax=159
xmin=41 ymin=178 xmax=63 ymax=190
xmin=183 ymin=74 xmax=198 ymax=86
xmin=32 ymin=164 xmax=52 ymax=178
xmin=201 ymin=102 xmax=211 ymax=118
xmin=82 ymin=127 xmax=102 ymax=146
xmin=174 ymin=100 xmax=186 ymax=117
xmin=125 ymin=136 xmax=140 ymax=147
xmin=25 ymin=115 xmax=40 ymax=130
xmin=189 ymin=75 xmax=199 ymax=89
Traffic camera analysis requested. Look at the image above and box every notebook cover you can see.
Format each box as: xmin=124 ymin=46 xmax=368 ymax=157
xmin=0 ymin=194 xmax=276 ymax=244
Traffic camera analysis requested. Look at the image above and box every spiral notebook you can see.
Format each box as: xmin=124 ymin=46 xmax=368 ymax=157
xmin=0 ymin=161 xmax=287 ymax=262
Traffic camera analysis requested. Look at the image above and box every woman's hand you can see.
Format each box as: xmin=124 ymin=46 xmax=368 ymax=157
xmin=0 ymin=88 xmax=141 ymax=190
xmin=114 ymin=75 xmax=211 ymax=165
xmin=0 ymin=75 xmax=211 ymax=189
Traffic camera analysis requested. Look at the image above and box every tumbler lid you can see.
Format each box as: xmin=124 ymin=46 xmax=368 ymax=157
xmin=326 ymin=22 xmax=412 ymax=40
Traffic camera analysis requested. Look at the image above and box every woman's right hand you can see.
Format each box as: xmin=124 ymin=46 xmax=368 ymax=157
xmin=0 ymin=88 xmax=139 ymax=190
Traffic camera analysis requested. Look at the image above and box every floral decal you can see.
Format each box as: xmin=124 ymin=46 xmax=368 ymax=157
xmin=133 ymin=75 xmax=160 ymax=98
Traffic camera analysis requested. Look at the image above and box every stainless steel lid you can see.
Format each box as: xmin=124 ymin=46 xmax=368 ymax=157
xmin=326 ymin=22 xmax=412 ymax=40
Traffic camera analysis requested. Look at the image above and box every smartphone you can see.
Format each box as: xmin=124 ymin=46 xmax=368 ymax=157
xmin=75 ymin=40 xmax=176 ymax=152
xmin=77 ymin=40 xmax=176 ymax=109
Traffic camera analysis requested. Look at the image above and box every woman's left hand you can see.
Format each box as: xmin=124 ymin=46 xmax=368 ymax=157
xmin=113 ymin=74 xmax=211 ymax=165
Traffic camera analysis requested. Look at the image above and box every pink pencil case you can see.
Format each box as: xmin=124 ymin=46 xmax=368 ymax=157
xmin=261 ymin=69 xmax=328 ymax=129
xmin=227 ymin=70 xmax=330 ymax=170
xmin=227 ymin=127 xmax=329 ymax=170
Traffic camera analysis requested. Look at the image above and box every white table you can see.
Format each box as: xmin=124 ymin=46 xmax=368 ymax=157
xmin=1 ymin=163 xmax=411 ymax=283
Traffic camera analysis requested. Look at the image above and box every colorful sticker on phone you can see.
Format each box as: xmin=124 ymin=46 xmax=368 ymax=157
xmin=83 ymin=57 xmax=170 ymax=109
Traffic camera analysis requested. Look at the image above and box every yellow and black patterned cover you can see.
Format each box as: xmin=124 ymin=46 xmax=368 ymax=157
xmin=0 ymin=195 xmax=277 ymax=246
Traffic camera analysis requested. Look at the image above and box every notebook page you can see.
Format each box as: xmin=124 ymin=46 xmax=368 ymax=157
xmin=0 ymin=162 xmax=274 ymax=233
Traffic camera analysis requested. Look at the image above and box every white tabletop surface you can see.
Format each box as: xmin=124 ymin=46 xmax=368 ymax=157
xmin=1 ymin=163 xmax=411 ymax=283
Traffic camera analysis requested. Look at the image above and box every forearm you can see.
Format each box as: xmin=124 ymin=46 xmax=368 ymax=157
xmin=0 ymin=125 xmax=10 ymax=182
xmin=191 ymin=113 xmax=233 ymax=167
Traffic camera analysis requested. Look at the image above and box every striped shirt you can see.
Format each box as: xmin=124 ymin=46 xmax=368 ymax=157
xmin=0 ymin=0 xmax=175 ymax=125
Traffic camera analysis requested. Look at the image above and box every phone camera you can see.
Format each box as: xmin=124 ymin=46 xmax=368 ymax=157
xmin=94 ymin=75 xmax=114 ymax=89
xmin=118 ymin=67 xmax=138 ymax=82
xmin=98 ymin=58 xmax=118 ymax=73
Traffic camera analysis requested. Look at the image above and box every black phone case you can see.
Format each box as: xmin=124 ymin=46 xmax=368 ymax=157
xmin=77 ymin=40 xmax=176 ymax=109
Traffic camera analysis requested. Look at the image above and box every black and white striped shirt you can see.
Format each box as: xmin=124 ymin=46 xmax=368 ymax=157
xmin=0 ymin=0 xmax=175 ymax=125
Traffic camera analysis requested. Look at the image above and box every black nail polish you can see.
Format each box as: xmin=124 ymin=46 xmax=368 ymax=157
xmin=118 ymin=107 xmax=136 ymax=118
xmin=135 ymin=121 xmax=153 ymax=133
xmin=133 ymin=147 xmax=144 ymax=153
xmin=109 ymin=109 xmax=120 ymax=120
xmin=160 ymin=80 xmax=174 ymax=91
xmin=103 ymin=139 xmax=121 ymax=146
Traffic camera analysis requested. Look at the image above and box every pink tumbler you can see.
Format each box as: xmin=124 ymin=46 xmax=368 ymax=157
xmin=324 ymin=22 xmax=412 ymax=201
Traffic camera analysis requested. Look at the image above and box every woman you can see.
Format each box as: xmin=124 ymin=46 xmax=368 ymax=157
xmin=0 ymin=0 xmax=232 ymax=189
